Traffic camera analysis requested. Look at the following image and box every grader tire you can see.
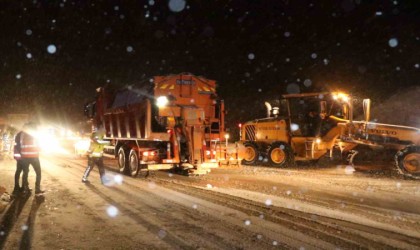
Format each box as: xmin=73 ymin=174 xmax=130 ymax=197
xmin=268 ymin=142 xmax=294 ymax=167
xmin=395 ymin=146 xmax=420 ymax=179
xmin=241 ymin=143 xmax=259 ymax=165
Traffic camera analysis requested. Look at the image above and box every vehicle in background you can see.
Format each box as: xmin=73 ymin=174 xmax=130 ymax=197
xmin=238 ymin=92 xmax=419 ymax=179
xmin=84 ymin=73 xmax=226 ymax=176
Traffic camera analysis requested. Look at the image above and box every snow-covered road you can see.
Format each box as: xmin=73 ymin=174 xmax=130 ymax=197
xmin=1 ymin=154 xmax=419 ymax=249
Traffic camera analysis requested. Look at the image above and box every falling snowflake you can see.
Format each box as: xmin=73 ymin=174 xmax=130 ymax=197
xmin=113 ymin=174 xmax=123 ymax=185
xmin=284 ymin=31 xmax=290 ymax=37
xmin=388 ymin=38 xmax=398 ymax=48
xmin=158 ymin=229 xmax=167 ymax=239
xmin=47 ymin=44 xmax=57 ymax=54
xmin=106 ymin=205 xmax=118 ymax=217
xmin=311 ymin=53 xmax=317 ymax=59
xmin=265 ymin=199 xmax=272 ymax=206
xmin=248 ymin=53 xmax=255 ymax=60
xmin=244 ymin=219 xmax=251 ymax=226
xmin=21 ymin=225 xmax=29 ymax=231
xmin=168 ymin=0 xmax=186 ymax=12
xmin=126 ymin=46 xmax=134 ymax=53
xmin=290 ymin=123 xmax=299 ymax=131
xmin=25 ymin=29 xmax=32 ymax=36
xmin=16 ymin=74 xmax=22 ymax=79
xmin=303 ymin=79 xmax=312 ymax=87
xmin=26 ymin=53 xmax=32 ymax=59
xmin=206 ymin=184 xmax=213 ymax=189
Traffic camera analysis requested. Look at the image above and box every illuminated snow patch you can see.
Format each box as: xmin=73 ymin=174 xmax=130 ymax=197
xmin=47 ymin=44 xmax=57 ymax=54
xmin=248 ymin=53 xmax=255 ymax=60
xmin=388 ymin=38 xmax=398 ymax=48
xmin=168 ymin=173 xmax=173 ymax=177
xmin=21 ymin=225 xmax=29 ymax=231
xmin=290 ymin=123 xmax=299 ymax=131
xmin=192 ymin=204 xmax=198 ymax=209
xmin=265 ymin=199 xmax=272 ymax=206
xmin=206 ymin=184 xmax=213 ymax=189
xmin=168 ymin=0 xmax=186 ymax=12
xmin=244 ymin=219 xmax=251 ymax=226
xmin=158 ymin=229 xmax=167 ymax=239
xmin=257 ymin=234 xmax=262 ymax=240
xmin=259 ymin=214 xmax=264 ymax=219
xmin=396 ymin=182 xmax=401 ymax=189
xmin=299 ymin=247 xmax=306 ymax=250
xmin=286 ymin=190 xmax=292 ymax=195
xmin=106 ymin=205 xmax=118 ymax=217
xmin=344 ymin=165 xmax=355 ymax=174
xmin=273 ymin=241 xmax=278 ymax=246
xmin=113 ymin=174 xmax=123 ymax=185
xmin=148 ymin=182 xmax=157 ymax=189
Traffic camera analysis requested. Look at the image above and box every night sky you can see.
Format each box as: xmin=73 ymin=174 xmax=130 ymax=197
xmin=0 ymin=0 xmax=419 ymax=129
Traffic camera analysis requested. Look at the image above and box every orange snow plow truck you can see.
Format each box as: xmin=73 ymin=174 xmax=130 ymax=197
xmin=84 ymin=73 xmax=226 ymax=176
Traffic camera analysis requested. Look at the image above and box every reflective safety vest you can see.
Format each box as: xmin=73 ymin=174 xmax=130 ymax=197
xmin=20 ymin=132 xmax=39 ymax=158
xmin=88 ymin=132 xmax=109 ymax=158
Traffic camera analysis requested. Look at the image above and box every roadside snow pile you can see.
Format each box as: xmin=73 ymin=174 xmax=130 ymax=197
xmin=370 ymin=86 xmax=420 ymax=127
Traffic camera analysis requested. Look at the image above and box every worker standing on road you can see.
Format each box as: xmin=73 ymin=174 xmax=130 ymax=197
xmin=82 ymin=129 xmax=109 ymax=184
xmin=12 ymin=122 xmax=44 ymax=195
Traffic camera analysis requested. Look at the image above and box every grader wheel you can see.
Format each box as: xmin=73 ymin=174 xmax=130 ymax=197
xmin=395 ymin=146 xmax=420 ymax=179
xmin=241 ymin=143 xmax=258 ymax=165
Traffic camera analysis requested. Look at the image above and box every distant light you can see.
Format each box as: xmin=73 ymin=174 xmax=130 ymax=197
xmin=388 ymin=38 xmax=398 ymax=48
xmin=47 ymin=44 xmax=57 ymax=54
xmin=106 ymin=206 xmax=118 ymax=217
xmin=168 ymin=0 xmax=186 ymax=12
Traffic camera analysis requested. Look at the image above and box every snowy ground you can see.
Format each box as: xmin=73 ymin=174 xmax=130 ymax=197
xmin=0 ymin=153 xmax=419 ymax=249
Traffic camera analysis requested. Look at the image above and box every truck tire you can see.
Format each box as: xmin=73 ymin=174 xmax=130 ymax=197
xmin=241 ymin=142 xmax=259 ymax=165
xmin=118 ymin=147 xmax=128 ymax=174
xmin=128 ymin=150 xmax=140 ymax=177
xmin=395 ymin=146 xmax=420 ymax=179
xmin=268 ymin=142 xmax=294 ymax=167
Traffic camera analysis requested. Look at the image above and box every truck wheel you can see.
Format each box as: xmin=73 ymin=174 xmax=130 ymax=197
xmin=241 ymin=143 xmax=259 ymax=165
xmin=395 ymin=146 xmax=420 ymax=178
xmin=118 ymin=148 xmax=128 ymax=174
xmin=128 ymin=150 xmax=140 ymax=177
xmin=268 ymin=142 xmax=294 ymax=167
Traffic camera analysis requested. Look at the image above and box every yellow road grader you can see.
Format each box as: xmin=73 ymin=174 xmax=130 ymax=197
xmin=238 ymin=92 xmax=420 ymax=179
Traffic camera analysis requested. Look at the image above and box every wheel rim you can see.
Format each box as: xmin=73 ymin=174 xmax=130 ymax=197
xmin=130 ymin=153 xmax=138 ymax=173
xmin=402 ymin=153 xmax=420 ymax=174
xmin=244 ymin=146 xmax=256 ymax=162
xmin=118 ymin=151 xmax=125 ymax=171
xmin=270 ymin=148 xmax=286 ymax=164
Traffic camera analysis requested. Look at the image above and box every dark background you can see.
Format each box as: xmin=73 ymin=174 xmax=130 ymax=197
xmin=0 ymin=0 xmax=419 ymax=133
